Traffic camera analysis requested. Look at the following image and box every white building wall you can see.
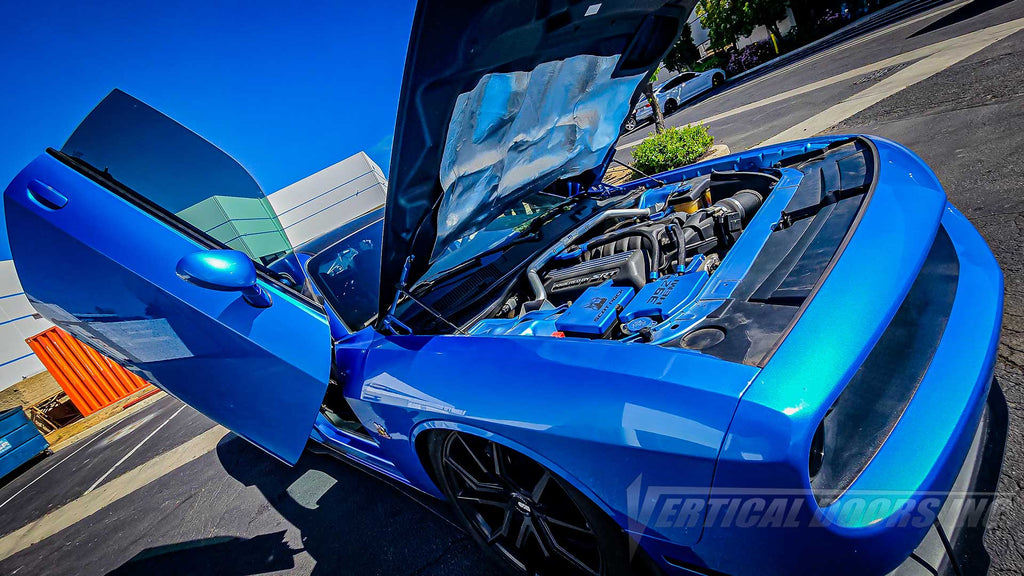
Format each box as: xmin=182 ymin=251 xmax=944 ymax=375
xmin=0 ymin=259 xmax=53 ymax=392
xmin=269 ymin=152 xmax=387 ymax=248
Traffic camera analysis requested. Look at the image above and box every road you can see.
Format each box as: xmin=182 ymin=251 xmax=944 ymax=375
xmin=0 ymin=395 xmax=497 ymax=576
xmin=1 ymin=1 xmax=1022 ymax=574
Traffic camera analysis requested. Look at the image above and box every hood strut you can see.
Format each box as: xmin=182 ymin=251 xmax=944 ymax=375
xmin=382 ymin=255 xmax=468 ymax=336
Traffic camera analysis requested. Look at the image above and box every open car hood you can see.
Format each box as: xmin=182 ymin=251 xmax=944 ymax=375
xmin=379 ymin=0 xmax=694 ymax=321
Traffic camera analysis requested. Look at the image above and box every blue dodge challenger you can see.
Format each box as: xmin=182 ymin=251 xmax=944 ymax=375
xmin=2 ymin=1 xmax=1006 ymax=575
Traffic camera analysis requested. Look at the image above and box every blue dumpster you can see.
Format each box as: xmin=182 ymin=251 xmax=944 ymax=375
xmin=0 ymin=407 xmax=49 ymax=479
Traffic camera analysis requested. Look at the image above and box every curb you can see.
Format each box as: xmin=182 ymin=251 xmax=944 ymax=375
xmin=603 ymin=143 xmax=730 ymax=186
xmin=702 ymin=143 xmax=731 ymax=162
xmin=726 ymin=0 xmax=954 ymax=84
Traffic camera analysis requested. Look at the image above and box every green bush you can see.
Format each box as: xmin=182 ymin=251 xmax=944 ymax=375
xmin=631 ymin=124 xmax=715 ymax=175
xmin=693 ymin=54 xmax=727 ymax=73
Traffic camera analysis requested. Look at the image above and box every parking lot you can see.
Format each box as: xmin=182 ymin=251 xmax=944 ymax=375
xmin=1 ymin=1 xmax=1022 ymax=574
xmin=0 ymin=395 xmax=498 ymax=575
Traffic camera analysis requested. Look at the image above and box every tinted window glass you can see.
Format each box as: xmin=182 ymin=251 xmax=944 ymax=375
xmin=661 ymin=77 xmax=684 ymax=91
xmin=307 ymin=218 xmax=383 ymax=331
xmin=61 ymin=89 xmax=292 ymax=265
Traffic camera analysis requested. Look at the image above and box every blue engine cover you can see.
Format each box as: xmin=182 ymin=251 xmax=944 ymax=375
xmin=619 ymin=262 xmax=709 ymax=323
xmin=555 ymin=284 xmax=635 ymax=337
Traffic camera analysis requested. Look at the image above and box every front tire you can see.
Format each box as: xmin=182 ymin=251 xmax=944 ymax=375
xmin=429 ymin=432 xmax=638 ymax=576
xmin=712 ymin=73 xmax=724 ymax=87
xmin=663 ymin=100 xmax=677 ymax=115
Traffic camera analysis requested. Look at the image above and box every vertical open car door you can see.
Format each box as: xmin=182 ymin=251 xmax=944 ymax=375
xmin=3 ymin=91 xmax=330 ymax=464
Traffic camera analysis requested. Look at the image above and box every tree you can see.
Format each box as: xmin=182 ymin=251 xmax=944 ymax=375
xmin=698 ymin=0 xmax=791 ymax=54
xmin=643 ymin=67 xmax=667 ymax=133
xmin=741 ymin=0 xmax=789 ymax=46
xmin=697 ymin=0 xmax=743 ymax=53
xmin=663 ymin=22 xmax=701 ymax=72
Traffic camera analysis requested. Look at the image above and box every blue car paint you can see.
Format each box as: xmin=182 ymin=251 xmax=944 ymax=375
xmin=351 ymin=333 xmax=759 ymax=545
xmin=4 ymin=153 xmax=331 ymax=465
xmin=311 ymin=136 xmax=999 ymax=574
xmin=4 ymin=134 xmax=1002 ymax=576
xmin=465 ymin=307 xmax=563 ymax=337
xmin=689 ymin=204 xmax=1000 ymax=575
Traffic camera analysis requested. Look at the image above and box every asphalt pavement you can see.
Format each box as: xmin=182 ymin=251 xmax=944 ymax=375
xmin=0 ymin=395 xmax=497 ymax=576
xmin=1 ymin=1 xmax=1022 ymax=574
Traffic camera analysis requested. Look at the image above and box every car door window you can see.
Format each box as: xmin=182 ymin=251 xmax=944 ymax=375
xmin=660 ymin=77 xmax=684 ymax=91
xmin=61 ymin=90 xmax=294 ymax=268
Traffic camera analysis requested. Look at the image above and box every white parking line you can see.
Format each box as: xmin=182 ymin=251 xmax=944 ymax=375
xmin=0 ymin=419 xmax=119 ymax=511
xmin=759 ymin=15 xmax=1024 ymax=144
xmin=616 ymin=15 xmax=1024 ymax=151
xmin=708 ymin=0 xmax=972 ymax=102
xmin=83 ymin=404 xmax=187 ymax=495
xmin=0 ymin=425 xmax=227 ymax=561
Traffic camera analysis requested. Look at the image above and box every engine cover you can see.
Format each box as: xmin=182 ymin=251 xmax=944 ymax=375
xmin=555 ymin=284 xmax=635 ymax=338
xmin=542 ymin=249 xmax=646 ymax=301
xmin=619 ymin=265 xmax=709 ymax=323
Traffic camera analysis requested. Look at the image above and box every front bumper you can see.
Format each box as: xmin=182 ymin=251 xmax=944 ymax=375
xmin=889 ymin=381 xmax=1008 ymax=576
xmin=647 ymin=138 xmax=1005 ymax=575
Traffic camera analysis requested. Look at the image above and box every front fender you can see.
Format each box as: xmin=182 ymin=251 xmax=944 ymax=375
xmin=350 ymin=333 xmax=758 ymax=546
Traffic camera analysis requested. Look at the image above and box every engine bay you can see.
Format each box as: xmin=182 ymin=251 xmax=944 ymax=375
xmin=463 ymin=138 xmax=875 ymax=366
xmin=469 ymin=169 xmax=776 ymax=341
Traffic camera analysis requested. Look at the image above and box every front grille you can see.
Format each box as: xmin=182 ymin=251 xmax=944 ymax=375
xmin=811 ymin=227 xmax=959 ymax=506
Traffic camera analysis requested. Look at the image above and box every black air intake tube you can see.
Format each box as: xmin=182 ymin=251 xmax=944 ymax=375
xmin=680 ymin=189 xmax=765 ymax=255
xmin=714 ymin=189 xmax=763 ymax=225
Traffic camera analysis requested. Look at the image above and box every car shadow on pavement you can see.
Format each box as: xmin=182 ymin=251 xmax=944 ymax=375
xmin=107 ymin=531 xmax=298 ymax=576
xmin=107 ymin=435 xmax=496 ymax=576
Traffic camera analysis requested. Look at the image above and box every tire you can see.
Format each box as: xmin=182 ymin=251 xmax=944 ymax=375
xmin=429 ymin=431 xmax=641 ymax=576
xmin=624 ymin=115 xmax=638 ymax=132
xmin=663 ymin=100 xmax=677 ymax=115
xmin=712 ymin=73 xmax=724 ymax=87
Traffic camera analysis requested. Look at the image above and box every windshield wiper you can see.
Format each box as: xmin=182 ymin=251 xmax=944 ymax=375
xmin=382 ymin=255 xmax=467 ymax=335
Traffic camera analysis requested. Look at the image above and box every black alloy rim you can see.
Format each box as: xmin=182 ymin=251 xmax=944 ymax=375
xmin=439 ymin=433 xmax=602 ymax=576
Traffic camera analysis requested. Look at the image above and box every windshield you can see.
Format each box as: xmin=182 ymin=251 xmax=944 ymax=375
xmin=427 ymin=190 xmax=571 ymax=278
xmin=307 ymin=218 xmax=383 ymax=331
xmin=61 ymin=89 xmax=292 ymax=265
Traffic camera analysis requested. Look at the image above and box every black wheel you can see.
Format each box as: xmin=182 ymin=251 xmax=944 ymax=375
xmin=663 ymin=100 xmax=677 ymax=115
xmin=624 ymin=115 xmax=638 ymax=132
xmin=430 ymin=432 xmax=638 ymax=576
xmin=712 ymin=73 xmax=724 ymax=87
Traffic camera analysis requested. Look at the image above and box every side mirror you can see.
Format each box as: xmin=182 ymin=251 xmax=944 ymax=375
xmin=176 ymin=250 xmax=272 ymax=308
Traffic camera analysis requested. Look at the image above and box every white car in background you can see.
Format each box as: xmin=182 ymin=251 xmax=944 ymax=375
xmin=626 ymin=67 xmax=726 ymax=131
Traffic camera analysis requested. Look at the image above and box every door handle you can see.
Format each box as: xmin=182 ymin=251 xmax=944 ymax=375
xmin=27 ymin=180 xmax=68 ymax=210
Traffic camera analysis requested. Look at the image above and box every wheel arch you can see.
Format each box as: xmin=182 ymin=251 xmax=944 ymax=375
xmin=410 ymin=419 xmax=620 ymax=520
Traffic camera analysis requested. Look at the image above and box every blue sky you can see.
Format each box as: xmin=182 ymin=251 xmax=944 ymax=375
xmin=0 ymin=0 xmax=416 ymax=259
